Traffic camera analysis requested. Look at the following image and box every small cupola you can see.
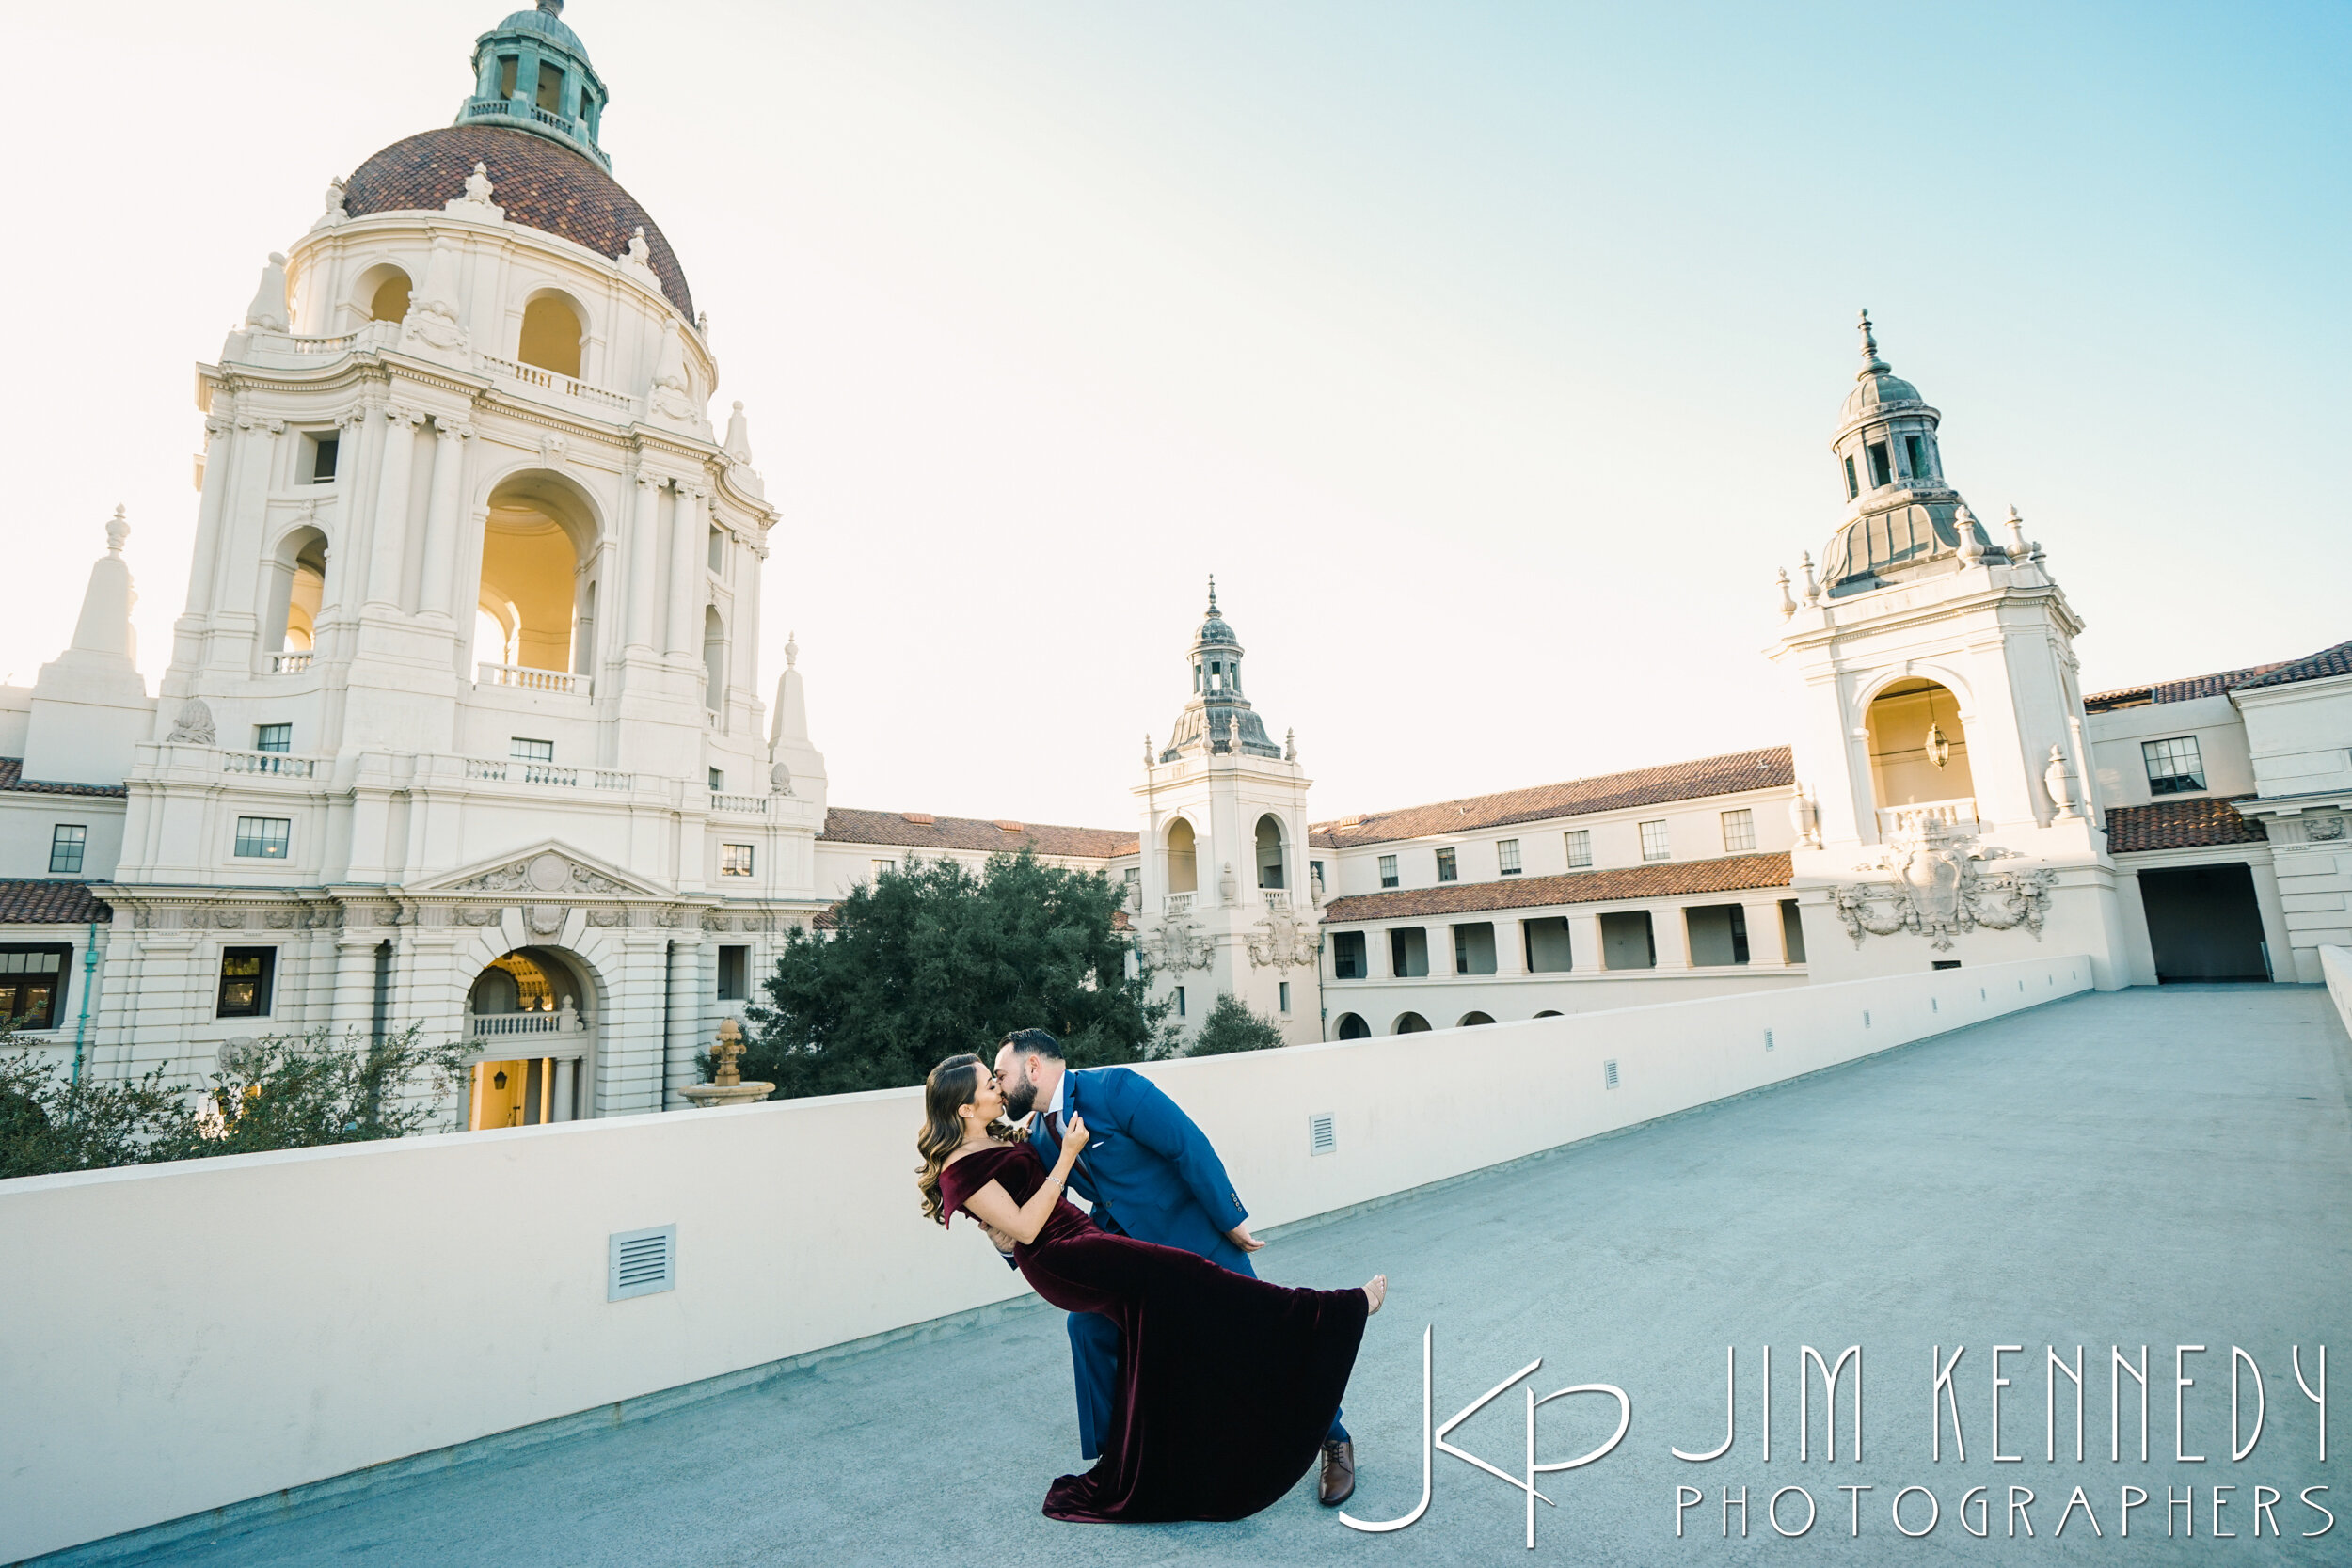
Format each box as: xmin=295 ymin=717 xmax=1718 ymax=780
xmin=453 ymin=0 xmax=612 ymax=169
xmin=1158 ymin=578 xmax=1285 ymax=763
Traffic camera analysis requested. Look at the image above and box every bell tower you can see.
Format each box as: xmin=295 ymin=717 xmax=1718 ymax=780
xmin=1133 ymin=582 xmax=1322 ymax=1044
xmin=1770 ymin=314 xmax=2128 ymax=987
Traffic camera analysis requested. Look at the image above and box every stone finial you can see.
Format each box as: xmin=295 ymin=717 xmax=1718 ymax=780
xmin=1143 ymin=732 xmax=1154 ymax=767
xmin=1857 ymin=308 xmax=1888 ymax=375
xmin=243 ymin=252 xmax=290 ymax=333
xmin=625 ymin=225 xmax=652 ymax=266
xmin=723 ymin=400 xmax=754 ymax=464
xmin=164 ymin=696 xmax=216 ymax=746
xmin=2003 ymin=505 xmax=2029 ymax=560
xmin=465 ymin=161 xmax=495 ymax=205
xmin=1799 ymin=550 xmax=1820 ymax=604
xmin=1956 ymin=503 xmax=1985 ymax=567
xmin=785 ymin=630 xmax=799 ymax=669
xmin=1776 ymin=567 xmax=1796 ymax=617
xmin=769 ymin=759 xmax=793 ymax=796
xmin=105 ymin=504 xmax=129 ymax=555
xmin=319 ymin=175 xmax=348 ymax=226
xmin=1284 ymin=727 xmax=1297 ymax=763
xmin=2043 ymin=744 xmax=2082 ymax=820
xmin=1206 ymin=575 xmax=1217 ymax=613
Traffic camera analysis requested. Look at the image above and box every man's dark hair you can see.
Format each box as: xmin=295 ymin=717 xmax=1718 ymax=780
xmin=999 ymin=1027 xmax=1064 ymax=1061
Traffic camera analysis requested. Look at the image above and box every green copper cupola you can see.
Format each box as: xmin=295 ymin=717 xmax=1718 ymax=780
xmin=453 ymin=0 xmax=612 ymax=170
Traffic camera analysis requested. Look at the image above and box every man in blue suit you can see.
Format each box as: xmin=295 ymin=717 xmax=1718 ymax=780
xmin=992 ymin=1028 xmax=1357 ymax=1506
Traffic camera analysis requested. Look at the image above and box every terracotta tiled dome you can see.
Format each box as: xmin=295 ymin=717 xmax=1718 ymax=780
xmin=343 ymin=124 xmax=692 ymax=319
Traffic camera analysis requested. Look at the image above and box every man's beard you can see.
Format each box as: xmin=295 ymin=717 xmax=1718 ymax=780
xmin=1001 ymin=1076 xmax=1038 ymax=1120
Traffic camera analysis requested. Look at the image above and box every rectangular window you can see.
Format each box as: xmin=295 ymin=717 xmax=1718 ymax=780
xmin=1389 ymin=927 xmax=1430 ymax=978
xmin=1497 ymin=838 xmax=1521 ymax=876
xmin=1175 ymin=985 xmax=1186 ymax=1017
xmin=1565 ymin=829 xmax=1592 ymax=868
xmin=308 ymin=434 xmax=340 ymax=483
xmin=1867 ymin=441 xmax=1893 ymax=488
xmin=1720 ymin=808 xmax=1756 ymax=853
xmin=717 ymin=943 xmax=749 ymax=1001
xmin=535 ymin=60 xmax=563 ymax=112
xmin=498 ymin=55 xmax=518 ymax=98
xmin=708 ymin=768 xmax=725 ymax=793
xmin=1843 ymin=454 xmax=1859 ymax=499
xmin=1639 ymin=819 xmax=1670 ymax=862
xmin=1452 ymin=922 xmax=1497 ymax=975
xmin=2141 ymin=736 xmax=2206 ymax=795
xmin=1523 ymin=916 xmax=1572 ymax=973
xmin=233 ymin=816 xmax=290 ymax=859
xmin=254 ymin=723 xmax=292 ymax=753
xmin=1781 ymin=899 xmax=1807 ymax=964
xmin=510 ymin=737 xmax=554 ymax=763
xmin=1378 ymin=854 xmax=1398 ymax=889
xmin=1903 ymin=433 xmax=1926 ymax=480
xmin=707 ymin=525 xmax=725 ymax=574
xmin=0 ymin=945 xmax=71 ymax=1029
xmin=721 ymin=843 xmax=755 ymax=878
xmin=47 ymin=825 xmax=86 ymax=876
xmin=1435 ymin=847 xmax=1458 ymax=883
xmin=1332 ymin=930 xmax=1367 ymax=980
xmin=1279 ymin=981 xmax=1291 ymax=1014
xmin=216 ymin=946 xmax=277 ymax=1019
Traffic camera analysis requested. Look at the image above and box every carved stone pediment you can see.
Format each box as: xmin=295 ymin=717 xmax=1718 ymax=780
xmin=1245 ymin=906 xmax=1323 ymax=972
xmin=416 ymin=844 xmax=662 ymax=900
xmin=1831 ymin=819 xmax=2056 ymax=951
xmin=1138 ymin=916 xmax=1214 ymax=973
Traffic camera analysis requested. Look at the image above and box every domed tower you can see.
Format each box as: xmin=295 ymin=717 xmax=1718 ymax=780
xmin=1135 ymin=582 xmax=1321 ymax=1044
xmin=1769 ymin=314 xmax=2124 ymax=989
xmin=102 ymin=1 xmax=827 ymax=1121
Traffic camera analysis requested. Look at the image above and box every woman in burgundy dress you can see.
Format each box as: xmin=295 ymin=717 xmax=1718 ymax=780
xmin=917 ymin=1052 xmax=1384 ymax=1524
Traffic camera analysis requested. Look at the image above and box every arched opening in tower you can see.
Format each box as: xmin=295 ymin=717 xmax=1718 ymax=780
xmin=1165 ymin=818 xmax=1198 ymax=895
xmin=466 ymin=946 xmax=595 ymax=1128
xmin=517 ymin=293 xmax=585 ymax=379
xmin=473 ymin=473 xmax=598 ymax=679
xmin=1254 ymin=814 xmax=1285 ymax=890
xmin=1865 ymin=679 xmax=1976 ymax=819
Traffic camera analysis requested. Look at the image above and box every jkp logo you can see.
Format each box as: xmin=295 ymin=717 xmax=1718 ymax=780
xmin=1340 ymin=1327 xmax=1630 ymax=1548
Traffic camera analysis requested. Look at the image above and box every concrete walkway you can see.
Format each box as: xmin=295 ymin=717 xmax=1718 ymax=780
xmin=113 ymin=986 xmax=2352 ymax=1565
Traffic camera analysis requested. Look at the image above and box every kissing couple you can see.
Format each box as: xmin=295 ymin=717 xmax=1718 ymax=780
xmin=917 ymin=1028 xmax=1385 ymax=1524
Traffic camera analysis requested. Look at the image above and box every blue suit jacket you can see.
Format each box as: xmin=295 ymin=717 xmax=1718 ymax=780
xmin=1031 ymin=1065 xmax=1255 ymax=1276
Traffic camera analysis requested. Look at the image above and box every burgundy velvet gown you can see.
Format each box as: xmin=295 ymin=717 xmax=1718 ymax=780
xmin=938 ymin=1141 xmax=1367 ymax=1523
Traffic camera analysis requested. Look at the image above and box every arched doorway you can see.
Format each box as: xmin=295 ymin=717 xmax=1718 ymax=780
xmin=1865 ymin=678 xmax=1976 ymax=830
xmin=1166 ymin=818 xmax=1198 ymax=895
xmin=1255 ymin=814 xmax=1286 ymax=891
xmin=466 ymin=946 xmax=597 ymax=1127
xmin=1392 ymin=1012 xmax=1431 ymax=1035
xmin=473 ymin=471 xmax=600 ymax=685
xmin=1334 ymin=1012 xmax=1370 ymax=1040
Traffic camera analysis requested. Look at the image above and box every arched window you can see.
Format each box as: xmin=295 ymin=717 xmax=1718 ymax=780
xmin=1255 ymin=814 xmax=1285 ymax=890
xmin=1335 ymin=1013 xmax=1370 ymax=1040
xmin=369 ymin=272 xmax=411 ymax=324
xmin=1166 ymin=819 xmax=1198 ymax=895
xmin=1392 ymin=1012 xmax=1431 ymax=1035
xmin=263 ymin=527 xmax=329 ymax=657
xmin=473 ymin=472 xmax=598 ymax=678
xmin=703 ymin=606 xmax=726 ymax=714
xmin=1458 ymin=1011 xmax=1496 ymax=1027
xmin=1865 ymin=678 xmax=1975 ymax=820
xmin=1533 ymin=1009 xmax=1563 ymax=1019
xmin=518 ymin=294 xmax=584 ymax=378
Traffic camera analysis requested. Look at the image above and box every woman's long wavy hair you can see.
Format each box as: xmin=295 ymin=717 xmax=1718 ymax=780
xmin=916 ymin=1053 xmax=1025 ymax=1226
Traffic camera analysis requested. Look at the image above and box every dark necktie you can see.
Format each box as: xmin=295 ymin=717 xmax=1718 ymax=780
xmin=1045 ymin=1108 xmax=1063 ymax=1145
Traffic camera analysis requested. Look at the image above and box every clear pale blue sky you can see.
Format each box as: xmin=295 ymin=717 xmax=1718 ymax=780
xmin=0 ymin=2 xmax=2343 ymax=825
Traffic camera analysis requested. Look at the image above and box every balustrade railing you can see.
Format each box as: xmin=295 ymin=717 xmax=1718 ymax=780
xmin=710 ymin=793 xmax=769 ymax=816
xmin=269 ymin=651 xmax=313 ymax=673
xmin=220 ymin=750 xmax=317 ymax=779
xmin=1163 ymin=893 xmax=1194 ymax=916
xmin=478 ymin=356 xmax=634 ymax=413
xmin=463 ymin=756 xmax=635 ymax=792
xmin=476 ymin=662 xmax=590 ymax=697
xmin=1878 ymin=799 xmax=1979 ymax=837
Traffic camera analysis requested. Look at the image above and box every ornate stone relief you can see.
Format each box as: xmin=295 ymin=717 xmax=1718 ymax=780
xmin=2307 ymin=815 xmax=2345 ymax=843
xmin=586 ymin=907 xmax=628 ymax=927
xmin=1831 ymin=819 xmax=2056 ymax=952
xmin=1245 ymin=905 xmax=1323 ymax=972
xmin=1139 ymin=917 xmax=1214 ymax=973
xmin=264 ymin=911 xmax=294 ymax=929
xmin=526 ymin=905 xmax=566 ymax=938
xmin=449 ymin=851 xmax=629 ymax=897
xmin=453 ymin=905 xmax=502 ymax=927
xmin=164 ymin=697 xmax=216 ymax=746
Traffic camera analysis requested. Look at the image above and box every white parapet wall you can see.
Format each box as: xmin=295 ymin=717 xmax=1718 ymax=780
xmin=2323 ymin=944 xmax=2352 ymax=1037
xmin=0 ymin=953 xmax=2090 ymax=1560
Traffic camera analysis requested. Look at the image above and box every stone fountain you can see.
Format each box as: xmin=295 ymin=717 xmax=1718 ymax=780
xmin=681 ymin=1017 xmax=774 ymax=1108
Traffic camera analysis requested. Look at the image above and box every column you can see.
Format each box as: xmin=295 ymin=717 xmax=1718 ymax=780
xmin=552 ymin=1055 xmax=577 ymax=1121
xmin=666 ymin=485 xmax=706 ymax=657
xmin=366 ymin=407 xmax=421 ymax=610
xmin=663 ymin=936 xmax=704 ymax=1110
xmin=729 ymin=535 xmax=761 ymax=705
xmin=1741 ymin=897 xmax=1788 ymax=966
xmin=181 ymin=413 xmax=236 ymax=617
xmin=416 ymin=419 xmax=471 ymax=622
xmin=1653 ymin=903 xmax=1692 ymax=971
xmin=327 ymin=932 xmax=381 ymax=1037
xmin=215 ymin=418 xmax=284 ymax=622
xmin=1566 ymin=911 xmax=1603 ymax=974
xmin=625 ymin=473 xmax=661 ymax=652
xmin=1494 ymin=917 xmax=1526 ymax=976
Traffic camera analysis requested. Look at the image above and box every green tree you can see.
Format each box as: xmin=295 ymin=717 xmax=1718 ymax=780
xmin=741 ymin=848 xmax=1173 ymax=1098
xmin=1184 ymin=991 xmax=1288 ymax=1056
xmin=0 ymin=1024 xmax=470 ymax=1179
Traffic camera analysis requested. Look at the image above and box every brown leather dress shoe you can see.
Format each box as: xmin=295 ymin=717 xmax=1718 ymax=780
xmin=1318 ymin=1438 xmax=1356 ymax=1506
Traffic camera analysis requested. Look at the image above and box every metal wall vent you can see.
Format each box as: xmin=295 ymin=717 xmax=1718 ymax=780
xmin=609 ymin=1225 xmax=676 ymax=1302
xmin=1602 ymin=1059 xmax=1620 ymax=1090
xmin=1309 ymin=1113 xmax=1337 ymax=1156
xmin=1931 ymin=997 xmax=1939 ymax=1012
xmin=1863 ymin=1010 xmax=1872 ymax=1027
xmin=1764 ymin=1029 xmax=1774 ymax=1052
